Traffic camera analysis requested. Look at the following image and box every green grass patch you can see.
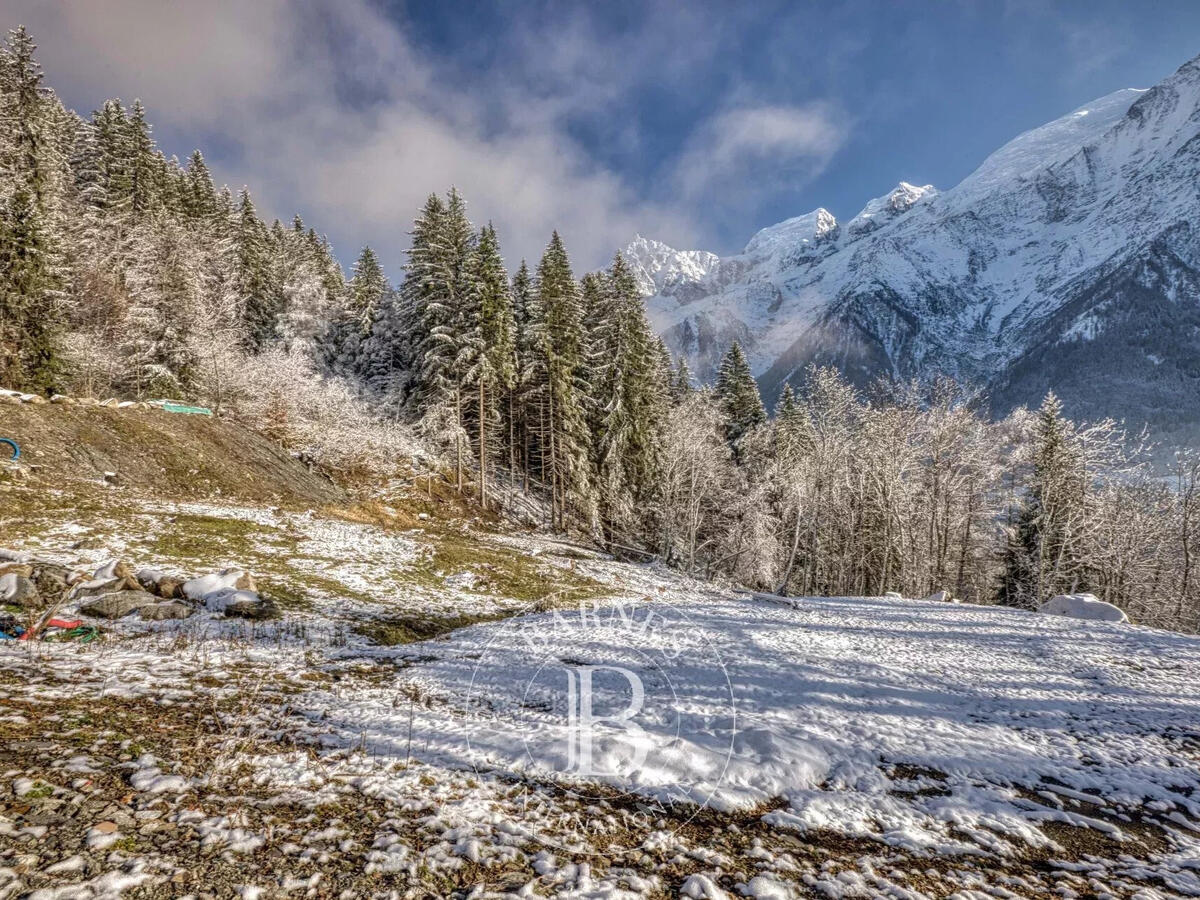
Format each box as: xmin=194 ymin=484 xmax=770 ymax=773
xmin=401 ymin=529 xmax=606 ymax=604
xmin=144 ymin=513 xmax=296 ymax=562
xmin=355 ymin=611 xmax=506 ymax=646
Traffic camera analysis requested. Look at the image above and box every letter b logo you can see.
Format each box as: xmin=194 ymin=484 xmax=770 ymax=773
xmin=564 ymin=665 xmax=648 ymax=777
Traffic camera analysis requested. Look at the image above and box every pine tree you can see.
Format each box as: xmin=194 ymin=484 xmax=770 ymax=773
xmin=715 ymin=340 xmax=766 ymax=445
xmin=511 ymin=259 xmax=537 ymax=490
xmin=999 ymin=392 xmax=1090 ymax=608
xmin=0 ymin=27 xmax=66 ymax=390
xmin=468 ymin=223 xmax=515 ymax=504
xmin=534 ymin=231 xmax=594 ymax=530
xmin=348 ymin=246 xmax=386 ymax=336
xmin=236 ymin=189 xmax=281 ymax=351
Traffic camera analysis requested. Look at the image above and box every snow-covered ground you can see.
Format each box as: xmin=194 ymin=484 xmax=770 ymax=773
xmin=4 ymin=497 xmax=1200 ymax=896
xmin=315 ymin=591 xmax=1200 ymax=872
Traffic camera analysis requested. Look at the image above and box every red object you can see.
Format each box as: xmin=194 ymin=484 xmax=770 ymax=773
xmin=17 ymin=617 xmax=83 ymax=640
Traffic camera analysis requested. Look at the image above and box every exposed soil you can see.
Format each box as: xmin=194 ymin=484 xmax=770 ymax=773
xmin=0 ymin=404 xmax=343 ymax=507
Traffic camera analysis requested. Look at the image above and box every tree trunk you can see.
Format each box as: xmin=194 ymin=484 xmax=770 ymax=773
xmin=455 ymin=387 xmax=463 ymax=493
xmin=478 ymin=378 xmax=486 ymax=507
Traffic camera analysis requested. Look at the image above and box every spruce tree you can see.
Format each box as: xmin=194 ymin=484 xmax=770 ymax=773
xmin=236 ymin=189 xmax=281 ymax=351
xmin=999 ymin=392 xmax=1090 ymax=608
xmin=348 ymin=246 xmax=386 ymax=336
xmin=128 ymin=99 xmax=157 ymax=220
xmin=534 ymin=231 xmax=594 ymax=530
xmin=468 ymin=223 xmax=515 ymax=504
xmin=0 ymin=186 xmax=63 ymax=390
xmin=715 ymin=340 xmax=766 ymax=445
xmin=511 ymin=259 xmax=537 ymax=489
xmin=670 ymin=356 xmax=693 ymax=404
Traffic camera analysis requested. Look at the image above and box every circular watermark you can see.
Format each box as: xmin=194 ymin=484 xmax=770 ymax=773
xmin=463 ymin=592 xmax=737 ymax=853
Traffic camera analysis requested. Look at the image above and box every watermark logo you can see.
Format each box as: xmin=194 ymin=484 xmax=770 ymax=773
xmin=463 ymin=593 xmax=737 ymax=852
xmin=563 ymin=664 xmax=647 ymax=776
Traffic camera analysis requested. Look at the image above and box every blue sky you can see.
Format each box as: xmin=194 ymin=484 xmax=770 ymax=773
xmin=10 ymin=1 xmax=1200 ymax=274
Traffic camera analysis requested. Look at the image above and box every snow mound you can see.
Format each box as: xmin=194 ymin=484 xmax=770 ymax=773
xmin=1038 ymin=593 xmax=1128 ymax=623
xmin=182 ymin=568 xmax=253 ymax=601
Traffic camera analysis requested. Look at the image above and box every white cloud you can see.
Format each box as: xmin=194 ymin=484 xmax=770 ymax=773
xmin=5 ymin=1 xmax=844 ymax=270
xmin=674 ymin=104 xmax=847 ymax=204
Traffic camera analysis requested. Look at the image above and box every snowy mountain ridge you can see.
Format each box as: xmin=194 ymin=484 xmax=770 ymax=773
xmin=628 ymin=54 xmax=1200 ymax=436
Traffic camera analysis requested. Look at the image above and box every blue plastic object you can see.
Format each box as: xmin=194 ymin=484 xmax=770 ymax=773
xmin=0 ymin=438 xmax=18 ymax=461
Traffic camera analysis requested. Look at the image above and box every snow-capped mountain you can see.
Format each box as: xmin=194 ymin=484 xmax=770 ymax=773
xmin=629 ymin=53 xmax=1200 ymax=436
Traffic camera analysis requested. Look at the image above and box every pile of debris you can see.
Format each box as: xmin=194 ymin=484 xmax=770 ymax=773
xmin=1 ymin=551 xmax=277 ymax=640
xmin=1 ymin=387 xmax=209 ymax=414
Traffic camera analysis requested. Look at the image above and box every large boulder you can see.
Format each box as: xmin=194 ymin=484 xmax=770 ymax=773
xmin=1038 ymin=593 xmax=1128 ymax=624
xmin=138 ymin=600 xmax=196 ymax=621
xmin=0 ymin=573 xmax=39 ymax=609
xmin=73 ymin=560 xmax=140 ymax=598
xmin=135 ymin=569 xmax=185 ymax=599
xmin=79 ymin=590 xmax=155 ymax=619
xmin=32 ymin=564 xmax=71 ymax=599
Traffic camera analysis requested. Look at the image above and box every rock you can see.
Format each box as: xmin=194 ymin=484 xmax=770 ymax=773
xmin=76 ymin=397 xmax=99 ymax=407
xmin=49 ymin=394 xmax=74 ymax=405
xmin=138 ymin=600 xmax=195 ymax=621
xmin=135 ymin=567 xmax=184 ymax=598
xmin=883 ymin=591 xmax=905 ymax=600
xmin=79 ymin=591 xmax=155 ymax=619
xmin=98 ymin=560 xmax=135 ymax=581
xmin=157 ymin=577 xmax=184 ymax=599
xmin=20 ymin=394 xmax=47 ymax=405
xmin=920 ymin=590 xmax=950 ymax=603
xmin=32 ymin=565 xmax=70 ymax=599
xmin=0 ymin=574 xmax=39 ymax=608
xmin=213 ymin=590 xmax=277 ymax=620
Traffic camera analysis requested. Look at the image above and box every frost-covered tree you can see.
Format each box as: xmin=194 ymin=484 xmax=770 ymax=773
xmin=715 ymin=340 xmax=765 ymax=446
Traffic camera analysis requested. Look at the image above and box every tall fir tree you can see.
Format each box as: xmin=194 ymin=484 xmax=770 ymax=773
xmin=715 ymin=340 xmax=766 ymax=445
xmin=999 ymin=392 xmax=1090 ymax=608
xmin=468 ymin=223 xmax=515 ymax=504
xmin=534 ymin=231 xmax=594 ymax=530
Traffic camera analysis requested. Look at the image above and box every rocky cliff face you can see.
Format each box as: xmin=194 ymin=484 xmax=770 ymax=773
xmin=628 ymin=53 xmax=1200 ymax=438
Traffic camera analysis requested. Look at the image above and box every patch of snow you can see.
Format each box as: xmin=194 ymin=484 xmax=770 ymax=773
xmin=1039 ymin=593 xmax=1128 ymax=623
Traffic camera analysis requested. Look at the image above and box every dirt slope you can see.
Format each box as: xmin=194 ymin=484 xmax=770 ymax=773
xmin=0 ymin=403 xmax=343 ymax=506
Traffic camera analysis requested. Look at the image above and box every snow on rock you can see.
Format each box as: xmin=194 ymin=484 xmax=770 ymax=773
xmin=182 ymin=568 xmax=256 ymax=601
xmin=681 ymin=873 xmax=733 ymax=899
xmin=129 ymin=754 xmax=190 ymax=794
xmin=1039 ymin=593 xmax=1128 ymax=623
xmin=634 ymin=56 xmax=1200 ymax=426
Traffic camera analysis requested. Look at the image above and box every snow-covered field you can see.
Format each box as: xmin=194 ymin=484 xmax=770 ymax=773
xmin=4 ymin=497 xmax=1200 ymax=897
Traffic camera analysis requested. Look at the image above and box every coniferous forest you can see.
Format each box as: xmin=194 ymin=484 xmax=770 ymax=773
xmin=5 ymin=27 xmax=1200 ymax=631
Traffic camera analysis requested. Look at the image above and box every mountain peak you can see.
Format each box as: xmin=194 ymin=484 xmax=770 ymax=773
xmin=622 ymin=235 xmax=719 ymax=297
xmin=848 ymin=182 xmax=937 ymax=235
xmin=637 ymin=52 xmax=1200 ymax=437
xmin=743 ymin=208 xmax=838 ymax=259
